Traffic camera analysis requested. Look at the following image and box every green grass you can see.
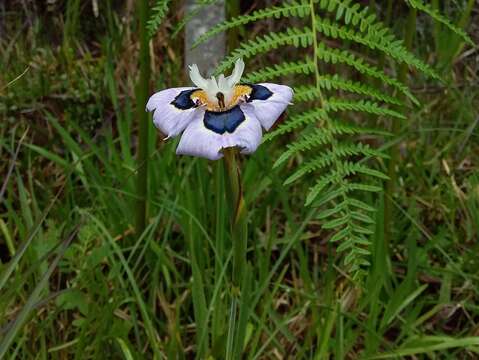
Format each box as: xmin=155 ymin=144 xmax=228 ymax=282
xmin=1 ymin=1 xmax=478 ymax=359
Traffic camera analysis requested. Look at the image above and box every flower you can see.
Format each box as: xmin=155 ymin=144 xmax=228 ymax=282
xmin=146 ymin=58 xmax=293 ymax=160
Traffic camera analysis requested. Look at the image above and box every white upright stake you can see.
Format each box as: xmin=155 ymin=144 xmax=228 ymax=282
xmin=185 ymin=0 xmax=225 ymax=77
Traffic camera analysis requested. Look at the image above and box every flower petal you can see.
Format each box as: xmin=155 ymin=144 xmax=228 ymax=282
xmin=226 ymin=58 xmax=245 ymax=88
xmin=203 ymin=106 xmax=246 ymax=134
xmin=146 ymin=87 xmax=199 ymax=138
xmin=188 ymin=64 xmax=209 ymax=89
xmin=247 ymin=83 xmax=293 ymax=130
xmin=176 ymin=108 xmax=224 ymax=160
xmin=229 ymin=104 xmax=262 ymax=154
xmin=176 ymin=105 xmax=262 ymax=160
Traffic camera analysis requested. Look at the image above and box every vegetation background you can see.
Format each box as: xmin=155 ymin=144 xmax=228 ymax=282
xmin=0 ymin=0 xmax=478 ymax=358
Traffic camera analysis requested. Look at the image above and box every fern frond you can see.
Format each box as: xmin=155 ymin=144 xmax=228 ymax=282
xmin=242 ymin=59 xmax=315 ymax=83
xmin=319 ymin=0 xmax=396 ymax=42
xmin=246 ymin=61 xmax=401 ymax=105
xmin=317 ymin=201 xmax=348 ymax=219
xmin=292 ymin=85 xmax=322 ymax=102
xmin=245 ymin=64 xmax=402 ymax=105
xmin=305 ymin=161 xmax=388 ymax=205
xmin=294 ymin=77 xmax=402 ymax=106
xmin=147 ymin=0 xmax=171 ymax=37
xmin=322 ymin=213 xmax=351 ymax=228
xmin=315 ymin=43 xmax=418 ymax=105
xmin=406 ymin=0 xmax=474 ymax=46
xmin=267 ymin=109 xmax=390 ymax=144
xmin=284 ymin=143 xmax=387 ymax=185
xmin=193 ymin=0 xmax=310 ymax=48
xmin=350 ymin=210 xmax=375 ymax=223
xmin=349 ymin=199 xmax=376 ymax=213
xmin=215 ymin=27 xmax=314 ymax=75
xmin=314 ymin=16 xmax=440 ymax=80
xmin=314 ymin=187 xmax=348 ymax=207
xmin=327 ymin=121 xmax=390 ymax=137
xmin=273 ymin=128 xmax=334 ymax=167
xmin=272 ymin=120 xmax=387 ymax=166
xmin=312 ymin=187 xmax=378 ymax=277
xmin=220 ymin=27 xmax=426 ymax=102
xmin=346 ymin=183 xmax=383 ymax=193
xmin=263 ymin=108 xmax=327 ymax=142
xmin=319 ymin=76 xmax=402 ymax=105
xmin=205 ymin=0 xmax=442 ymax=280
xmin=324 ymin=98 xmax=406 ymax=119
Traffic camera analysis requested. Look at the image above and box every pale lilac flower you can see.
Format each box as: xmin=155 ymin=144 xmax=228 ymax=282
xmin=146 ymin=59 xmax=293 ymax=160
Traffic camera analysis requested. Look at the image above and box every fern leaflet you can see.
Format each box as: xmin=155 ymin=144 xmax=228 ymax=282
xmin=147 ymin=0 xmax=171 ymax=37
xmin=193 ymin=0 xmax=311 ymax=48
xmin=406 ymin=0 xmax=474 ymax=46
xmin=206 ymin=0 xmax=458 ymax=280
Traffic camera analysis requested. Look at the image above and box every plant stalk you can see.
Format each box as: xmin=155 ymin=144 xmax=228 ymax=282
xmin=377 ymin=0 xmax=393 ymax=71
xmin=135 ymin=0 xmax=151 ymax=235
xmin=384 ymin=6 xmax=417 ymax=246
xmin=226 ymin=0 xmax=240 ymax=52
xmin=223 ymin=148 xmax=247 ymax=288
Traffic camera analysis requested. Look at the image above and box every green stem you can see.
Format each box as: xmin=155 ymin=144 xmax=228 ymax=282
xmin=135 ymin=0 xmax=151 ymax=235
xmin=384 ymin=0 xmax=393 ymax=25
xmin=223 ymin=148 xmax=250 ymax=359
xmin=431 ymin=0 xmax=441 ymax=49
xmin=223 ymin=148 xmax=247 ymax=288
xmin=369 ymin=0 xmax=392 ymax=130
xmin=458 ymin=0 xmax=475 ymax=31
xmin=310 ymin=0 xmax=325 ymax=107
xmin=384 ymin=6 xmax=416 ymax=246
xmin=376 ymin=0 xmax=393 ymax=72
xmin=226 ymin=0 xmax=240 ymax=52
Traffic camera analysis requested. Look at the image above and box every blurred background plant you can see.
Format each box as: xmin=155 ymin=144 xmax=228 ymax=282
xmin=0 ymin=0 xmax=478 ymax=359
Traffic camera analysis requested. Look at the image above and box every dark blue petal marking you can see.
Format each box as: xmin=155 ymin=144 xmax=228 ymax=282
xmin=171 ymin=89 xmax=198 ymax=110
xmin=247 ymin=84 xmax=273 ymax=101
xmin=204 ymin=106 xmax=245 ymax=134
